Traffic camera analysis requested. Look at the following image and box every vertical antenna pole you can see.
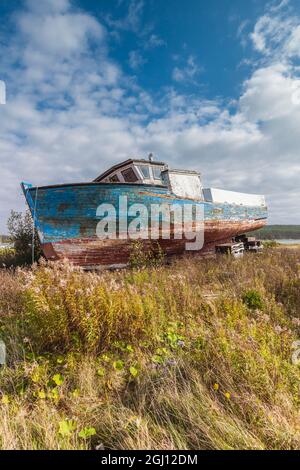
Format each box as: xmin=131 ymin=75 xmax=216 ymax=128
xmin=32 ymin=187 xmax=38 ymax=264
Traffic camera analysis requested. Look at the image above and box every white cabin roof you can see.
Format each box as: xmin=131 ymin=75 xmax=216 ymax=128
xmin=203 ymin=188 xmax=266 ymax=207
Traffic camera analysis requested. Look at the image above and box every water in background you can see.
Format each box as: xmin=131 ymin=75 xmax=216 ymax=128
xmin=276 ymin=240 xmax=300 ymax=245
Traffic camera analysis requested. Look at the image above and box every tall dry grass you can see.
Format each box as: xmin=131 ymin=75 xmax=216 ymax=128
xmin=1 ymin=249 xmax=300 ymax=449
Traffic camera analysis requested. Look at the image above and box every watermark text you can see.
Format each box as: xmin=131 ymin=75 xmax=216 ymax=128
xmin=96 ymin=196 xmax=205 ymax=251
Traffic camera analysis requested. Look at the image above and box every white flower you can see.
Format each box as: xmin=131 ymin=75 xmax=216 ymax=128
xmin=274 ymin=325 xmax=285 ymax=334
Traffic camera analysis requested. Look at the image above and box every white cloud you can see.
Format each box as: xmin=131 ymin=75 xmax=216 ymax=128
xmin=105 ymin=0 xmax=145 ymax=35
xmin=18 ymin=12 xmax=103 ymax=56
xmin=128 ymin=50 xmax=147 ymax=70
xmin=236 ymin=19 xmax=251 ymax=48
xmin=251 ymin=14 xmax=292 ymax=54
xmin=240 ymin=63 xmax=300 ymax=121
xmin=26 ymin=0 xmax=69 ymax=14
xmin=237 ymin=20 xmax=249 ymax=38
xmin=286 ymin=25 xmax=300 ymax=57
xmin=250 ymin=2 xmax=300 ymax=60
xmin=147 ymin=34 xmax=166 ymax=49
xmin=269 ymin=0 xmax=290 ymax=13
xmin=0 ymin=80 xmax=6 ymax=104
xmin=172 ymin=55 xmax=201 ymax=83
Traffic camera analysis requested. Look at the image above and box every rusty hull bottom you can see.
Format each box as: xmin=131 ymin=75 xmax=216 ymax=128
xmin=42 ymin=219 xmax=266 ymax=268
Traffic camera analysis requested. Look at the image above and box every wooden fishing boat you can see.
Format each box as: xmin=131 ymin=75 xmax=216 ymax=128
xmin=21 ymin=156 xmax=267 ymax=268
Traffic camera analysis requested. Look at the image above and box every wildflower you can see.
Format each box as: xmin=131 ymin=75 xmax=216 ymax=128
xmin=52 ymin=374 xmax=64 ymax=386
xmin=213 ymin=383 xmax=219 ymax=392
xmin=101 ymin=354 xmax=110 ymax=363
xmin=129 ymin=366 xmax=138 ymax=377
xmin=97 ymin=367 xmax=105 ymax=377
xmin=49 ymin=388 xmax=60 ymax=401
xmin=224 ymin=392 xmax=231 ymax=400
xmin=1 ymin=395 xmax=10 ymax=405
xmin=274 ymin=325 xmax=285 ymax=334
xmin=78 ymin=427 xmax=96 ymax=440
xmin=95 ymin=443 xmax=105 ymax=451
xmin=38 ymin=390 xmax=46 ymax=400
xmin=261 ymin=314 xmax=270 ymax=323
xmin=58 ymin=419 xmax=77 ymax=437
xmin=165 ymin=358 xmax=177 ymax=367
xmin=292 ymin=317 xmax=300 ymax=327
xmin=72 ymin=389 xmax=80 ymax=398
xmin=135 ymin=417 xmax=142 ymax=427
xmin=152 ymin=354 xmax=164 ymax=366
xmin=113 ymin=360 xmax=124 ymax=371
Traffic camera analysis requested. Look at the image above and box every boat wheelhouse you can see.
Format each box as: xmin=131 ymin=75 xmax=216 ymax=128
xmin=94 ymin=157 xmax=167 ymax=186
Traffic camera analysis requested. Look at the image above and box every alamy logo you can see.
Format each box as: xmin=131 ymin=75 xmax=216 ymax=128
xmin=96 ymin=196 xmax=205 ymax=251
xmin=0 ymin=80 xmax=6 ymax=105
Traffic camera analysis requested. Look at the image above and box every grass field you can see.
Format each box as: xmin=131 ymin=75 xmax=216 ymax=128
xmin=1 ymin=249 xmax=300 ymax=450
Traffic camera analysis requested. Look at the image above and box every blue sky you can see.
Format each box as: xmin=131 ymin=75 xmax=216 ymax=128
xmin=0 ymin=0 xmax=264 ymax=99
xmin=1 ymin=0 xmax=300 ymax=231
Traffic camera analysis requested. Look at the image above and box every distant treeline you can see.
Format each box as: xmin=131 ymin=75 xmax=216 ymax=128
xmin=250 ymin=225 xmax=300 ymax=240
xmin=0 ymin=234 xmax=10 ymax=243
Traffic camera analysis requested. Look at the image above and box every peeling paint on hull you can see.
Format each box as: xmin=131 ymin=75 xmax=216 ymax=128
xmin=22 ymin=182 xmax=267 ymax=268
xmin=42 ymin=219 xmax=266 ymax=268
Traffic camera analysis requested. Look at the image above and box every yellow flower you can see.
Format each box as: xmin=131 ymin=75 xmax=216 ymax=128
xmin=224 ymin=392 xmax=231 ymax=400
xmin=1 ymin=395 xmax=10 ymax=405
xmin=52 ymin=374 xmax=64 ymax=386
xmin=38 ymin=390 xmax=46 ymax=399
xmin=213 ymin=383 xmax=219 ymax=391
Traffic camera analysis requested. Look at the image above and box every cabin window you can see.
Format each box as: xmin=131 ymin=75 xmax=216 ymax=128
xmin=137 ymin=165 xmax=150 ymax=179
xmin=121 ymin=167 xmax=138 ymax=183
xmin=153 ymin=167 xmax=162 ymax=181
xmin=109 ymin=174 xmax=120 ymax=183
